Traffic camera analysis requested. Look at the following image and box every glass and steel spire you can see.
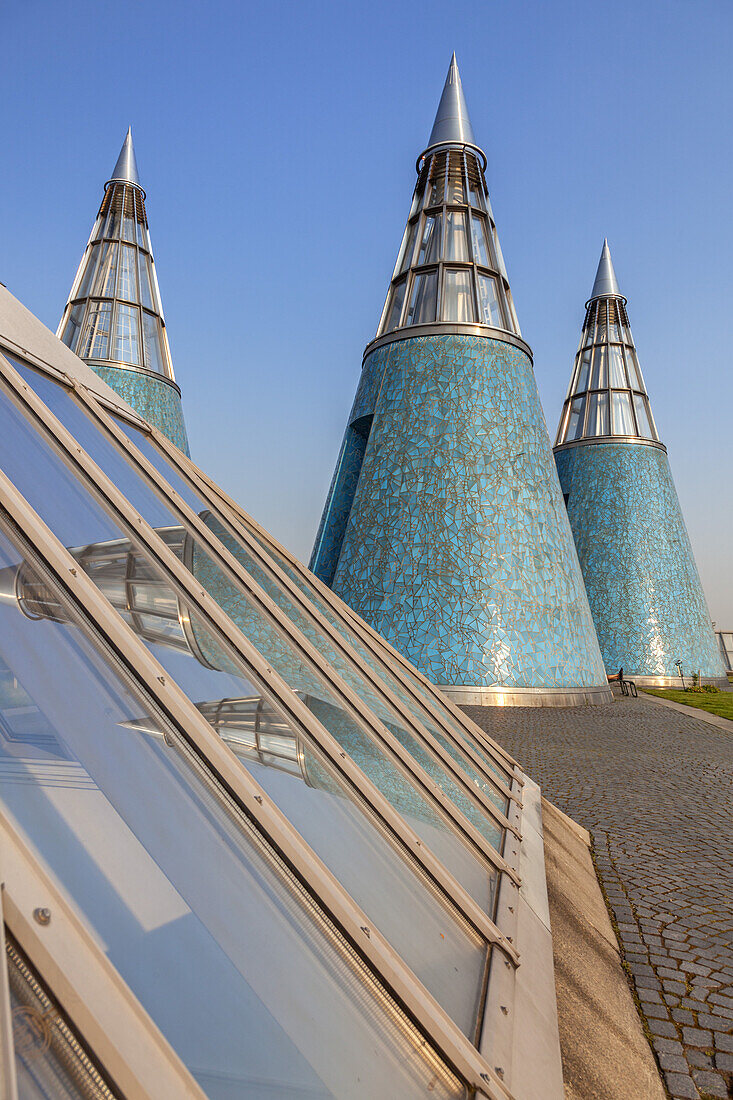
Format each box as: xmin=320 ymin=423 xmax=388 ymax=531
xmin=57 ymin=129 xmax=175 ymax=383
xmin=377 ymin=54 xmax=520 ymax=338
xmin=555 ymin=240 xmax=658 ymax=446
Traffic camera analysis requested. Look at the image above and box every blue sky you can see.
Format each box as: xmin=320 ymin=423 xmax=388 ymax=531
xmin=3 ymin=0 xmax=732 ymax=622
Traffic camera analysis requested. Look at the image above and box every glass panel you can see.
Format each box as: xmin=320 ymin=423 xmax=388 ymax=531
xmin=443 ymin=270 xmax=475 ymax=323
xmin=427 ymin=156 xmax=444 ymax=206
xmin=117 ymin=244 xmax=138 ymax=302
xmin=61 ymin=303 xmax=85 ymax=351
xmin=76 ymin=244 xmax=100 ymax=300
xmin=138 ymin=252 xmax=155 ymax=311
xmin=121 ymin=187 xmax=136 ymax=243
xmin=595 ymin=302 xmax=607 ymax=343
xmin=591 ymin=345 xmax=607 ymax=389
xmin=136 ymin=216 xmax=147 ymax=249
xmin=626 ymin=350 xmax=643 ymax=391
xmin=6 ymin=931 xmax=117 ymax=1099
xmin=445 ymin=162 xmax=464 ymax=204
xmin=467 ymin=174 xmax=485 ymax=210
xmin=633 ymin=394 xmax=653 ymax=438
xmin=395 ymin=221 xmax=416 ymax=275
xmin=0 ymin=363 xmax=497 ymax=1028
xmin=477 ymin=274 xmax=502 ymax=327
xmin=80 ymin=302 xmax=111 ymax=360
xmin=491 ymin=226 xmax=507 ymax=277
xmin=612 ymin=391 xmax=635 ymax=435
xmin=587 ymin=392 xmax=609 ymax=436
xmin=142 ymin=312 xmax=165 ymax=374
xmin=565 ymin=396 xmax=585 ymax=441
xmin=93 ymin=241 xmax=118 ymax=298
xmin=384 ymin=279 xmax=406 ymax=332
xmin=417 ymin=215 xmax=441 ymax=265
xmin=111 ymin=304 xmax=141 ymax=365
xmin=114 ymin=417 xmax=514 ymax=796
xmin=470 ymin=215 xmax=490 ymax=266
xmin=444 ymin=211 xmax=469 ymax=261
xmin=608 ymin=345 xmax=626 ymax=387
xmin=405 ymin=271 xmax=438 ymax=325
xmin=103 ymin=193 xmax=121 ymax=240
xmin=0 ymin=526 xmax=463 ymax=1099
xmin=576 ymin=349 xmax=592 ymax=392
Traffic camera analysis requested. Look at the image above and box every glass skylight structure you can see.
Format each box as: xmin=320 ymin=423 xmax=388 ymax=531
xmin=554 ymin=243 xmax=726 ymax=685
xmin=56 ymin=130 xmax=189 ymax=453
xmin=0 ymin=281 xmax=564 ymax=1098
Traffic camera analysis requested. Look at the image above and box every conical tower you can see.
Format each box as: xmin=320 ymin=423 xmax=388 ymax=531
xmin=57 ymin=129 xmax=189 ymax=453
xmin=310 ymin=57 xmax=610 ymax=706
xmin=554 ymin=242 xmax=726 ymax=685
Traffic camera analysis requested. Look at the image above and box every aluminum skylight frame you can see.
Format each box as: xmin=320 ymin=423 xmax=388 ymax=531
xmin=0 ymin=416 xmax=521 ymax=1100
xmin=0 ymin=812 xmax=205 ymax=1099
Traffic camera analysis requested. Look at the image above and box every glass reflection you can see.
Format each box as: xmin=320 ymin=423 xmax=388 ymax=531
xmin=417 ymin=215 xmax=441 ymax=265
xmin=406 ymin=271 xmax=438 ymax=325
xmin=443 ymin=270 xmax=474 ymax=322
xmin=477 ymin=274 xmax=502 ymax=327
xmin=444 ymin=211 xmax=469 ymax=261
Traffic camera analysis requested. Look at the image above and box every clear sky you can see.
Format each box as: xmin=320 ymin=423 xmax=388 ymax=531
xmin=3 ymin=0 xmax=732 ymax=622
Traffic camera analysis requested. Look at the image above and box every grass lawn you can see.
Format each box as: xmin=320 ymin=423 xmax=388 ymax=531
xmin=643 ymin=688 xmax=733 ymax=722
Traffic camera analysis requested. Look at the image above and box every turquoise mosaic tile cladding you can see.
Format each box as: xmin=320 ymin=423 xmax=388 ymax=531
xmin=555 ymin=441 xmax=726 ymax=679
xmin=90 ymin=364 xmax=190 ymax=455
xmin=312 ymin=333 xmax=607 ymax=689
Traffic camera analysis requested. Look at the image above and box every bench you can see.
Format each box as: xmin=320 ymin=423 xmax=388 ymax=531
xmin=607 ymin=668 xmax=638 ymax=697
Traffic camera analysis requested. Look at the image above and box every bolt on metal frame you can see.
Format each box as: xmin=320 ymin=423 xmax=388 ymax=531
xmin=0 ymin=817 xmax=206 ymax=1100
xmin=0 ymin=460 xmax=514 ymax=1100
xmin=0 ymin=352 xmax=523 ymax=891
xmin=0 ymin=351 xmax=523 ymax=945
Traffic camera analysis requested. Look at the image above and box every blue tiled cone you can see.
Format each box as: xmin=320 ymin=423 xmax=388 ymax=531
xmin=555 ymin=441 xmax=725 ymax=679
xmin=312 ymin=333 xmax=608 ymax=689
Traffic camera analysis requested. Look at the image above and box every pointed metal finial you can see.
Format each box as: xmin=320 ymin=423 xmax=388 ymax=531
xmin=589 ymin=239 xmax=622 ymax=300
xmin=424 ymin=53 xmax=478 ymax=152
xmin=108 ymin=127 xmax=141 ymax=187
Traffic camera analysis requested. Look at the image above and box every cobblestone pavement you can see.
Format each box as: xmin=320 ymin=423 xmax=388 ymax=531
xmin=465 ymin=691 xmax=733 ymax=1100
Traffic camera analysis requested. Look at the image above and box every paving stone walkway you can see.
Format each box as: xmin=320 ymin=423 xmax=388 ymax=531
xmin=465 ymin=691 xmax=733 ymax=1100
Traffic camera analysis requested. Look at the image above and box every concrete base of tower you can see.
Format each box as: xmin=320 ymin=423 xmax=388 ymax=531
xmin=439 ymin=683 xmax=614 ymax=707
xmin=625 ymin=674 xmax=729 ymax=690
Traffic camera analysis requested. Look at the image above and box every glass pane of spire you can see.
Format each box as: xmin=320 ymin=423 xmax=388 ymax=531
xmin=118 ymin=245 xmax=138 ymax=302
xmin=591 ymin=345 xmax=607 ymax=388
xmin=608 ymin=345 xmax=626 ymax=387
xmin=477 ymin=274 xmax=502 ymax=327
xmin=443 ymin=270 xmax=475 ymax=322
xmin=406 ymin=271 xmax=438 ymax=325
xmin=94 ymin=241 xmax=118 ymax=297
xmin=587 ymin=392 xmax=609 ymax=436
xmin=611 ymin=391 xmax=635 ymax=434
xmin=566 ymin=396 xmax=585 ymax=441
xmin=112 ymin=304 xmax=141 ymax=365
xmin=61 ymin=303 xmax=85 ymax=351
xmin=395 ymin=221 xmax=417 ymax=275
xmin=80 ymin=302 xmax=111 ymax=359
xmin=444 ymin=211 xmax=469 ymax=261
xmin=633 ymin=394 xmax=653 ymax=438
xmin=576 ymin=349 xmax=592 ymax=391
xmin=76 ymin=244 xmax=100 ymax=300
xmin=470 ymin=215 xmax=489 ymax=266
xmin=417 ymin=215 xmax=441 ymax=265
xmin=385 ymin=279 xmax=406 ymax=331
xmin=138 ymin=252 xmax=155 ymax=310
xmin=142 ymin=312 xmax=165 ymax=373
